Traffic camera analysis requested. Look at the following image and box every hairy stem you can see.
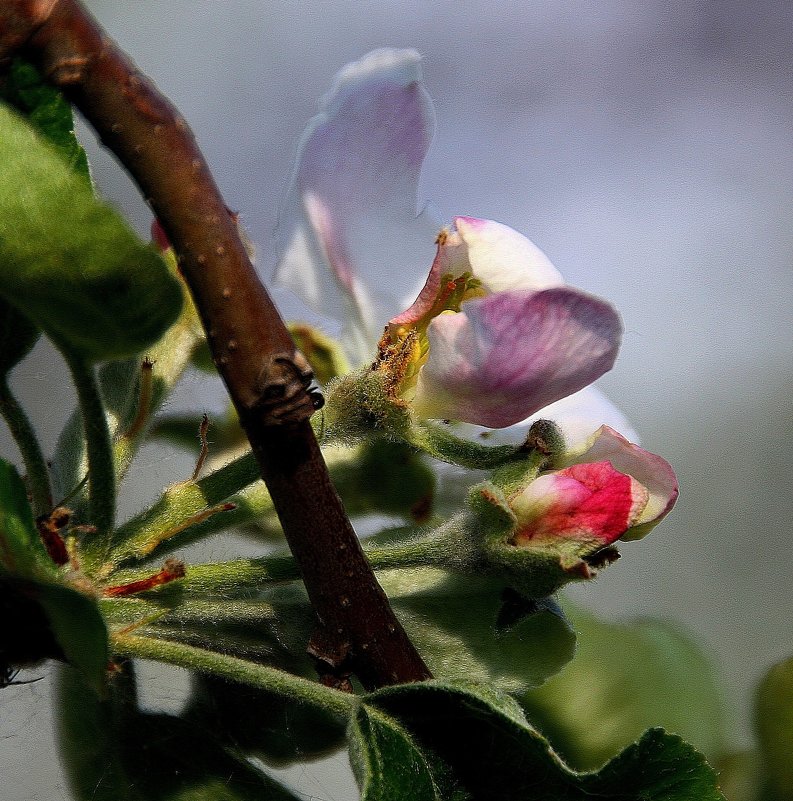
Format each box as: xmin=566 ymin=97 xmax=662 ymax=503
xmin=60 ymin=347 xmax=115 ymax=544
xmin=107 ymin=518 xmax=469 ymax=598
xmin=0 ymin=376 xmax=52 ymax=515
xmin=3 ymin=0 xmax=430 ymax=687
xmin=111 ymin=633 xmax=357 ymax=719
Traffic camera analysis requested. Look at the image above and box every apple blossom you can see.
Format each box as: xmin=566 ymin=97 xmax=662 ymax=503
xmin=276 ymin=48 xmax=623 ymax=431
xmin=471 ymin=424 xmax=678 ymax=593
xmin=375 ymin=217 xmax=622 ymax=428
xmin=555 ymin=424 xmax=679 ymax=541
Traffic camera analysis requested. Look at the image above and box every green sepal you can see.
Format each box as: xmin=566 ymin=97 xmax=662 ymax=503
xmin=288 ymin=321 xmax=350 ymax=384
xmin=367 ymin=681 xmax=725 ymax=800
xmin=522 ymin=603 xmax=727 ymax=770
xmin=469 ymin=480 xmax=620 ymax=598
xmin=349 ymin=704 xmax=440 ymax=801
xmin=0 ymin=104 xmax=183 ymax=362
xmin=755 ymin=654 xmax=793 ymax=799
xmin=322 ymin=368 xmax=412 ymax=443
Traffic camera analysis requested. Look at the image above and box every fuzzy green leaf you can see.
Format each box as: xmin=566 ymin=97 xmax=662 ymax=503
xmin=368 ymin=681 xmax=725 ymax=801
xmin=522 ymin=604 xmax=726 ymax=770
xmin=186 ymin=674 xmax=347 ymax=767
xmin=755 ymin=655 xmax=793 ymax=799
xmin=57 ymin=666 xmax=137 ymax=801
xmin=384 ymin=571 xmax=575 ymax=693
xmin=349 ymin=705 xmax=440 ymax=801
xmin=0 ymin=58 xmax=90 ymax=183
xmin=0 ymin=459 xmax=107 ymax=689
xmin=35 ymin=580 xmax=108 ymax=693
xmin=0 ymin=103 xmax=183 ymax=362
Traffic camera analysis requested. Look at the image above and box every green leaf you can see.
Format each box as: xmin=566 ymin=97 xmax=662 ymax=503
xmin=0 ymin=458 xmax=108 ymax=689
xmin=522 ymin=603 xmax=726 ymax=770
xmin=124 ymin=712 xmax=302 ymax=801
xmin=0 ymin=456 xmax=55 ymax=578
xmin=0 ymin=297 xmax=40 ymax=376
xmin=349 ymin=704 xmax=439 ymax=801
xmin=57 ymin=665 xmax=139 ymax=801
xmin=383 ymin=570 xmax=576 ymax=693
xmin=337 ymin=439 xmax=436 ymax=521
xmin=58 ymin=665 xmax=302 ymax=801
xmin=755 ymin=655 xmax=793 ymax=799
xmin=186 ymin=675 xmax=347 ymax=767
xmin=0 ymin=58 xmax=90 ymax=184
xmin=0 ymin=103 xmax=183 ymax=362
xmin=368 ymin=681 xmax=725 ymax=801
xmin=35 ymin=580 xmax=108 ymax=694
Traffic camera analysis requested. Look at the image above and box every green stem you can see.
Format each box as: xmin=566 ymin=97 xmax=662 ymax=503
xmin=0 ymin=376 xmax=52 ymax=515
xmin=111 ymin=633 xmax=357 ymax=719
xmin=108 ymin=444 xmax=370 ymax=567
xmin=106 ymin=552 xmax=301 ymax=596
xmin=107 ymin=520 xmax=468 ymax=598
xmin=60 ymin=348 xmax=115 ymax=547
xmin=408 ymin=420 xmax=524 ymax=469
xmin=107 ymin=451 xmax=261 ymax=566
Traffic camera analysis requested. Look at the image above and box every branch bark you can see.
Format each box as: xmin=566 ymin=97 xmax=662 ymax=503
xmin=1 ymin=0 xmax=430 ymax=689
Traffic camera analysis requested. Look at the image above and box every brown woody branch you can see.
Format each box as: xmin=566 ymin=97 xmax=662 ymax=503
xmin=0 ymin=0 xmax=430 ymax=689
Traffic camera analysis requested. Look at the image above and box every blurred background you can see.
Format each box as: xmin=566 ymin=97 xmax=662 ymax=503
xmin=2 ymin=1 xmax=792 ymax=798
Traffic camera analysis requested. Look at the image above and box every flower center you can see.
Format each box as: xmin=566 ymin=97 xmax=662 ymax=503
xmin=376 ymin=271 xmax=485 ymax=398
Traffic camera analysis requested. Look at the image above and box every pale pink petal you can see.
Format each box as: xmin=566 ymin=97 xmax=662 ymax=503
xmin=454 ymin=217 xmax=563 ymax=292
xmin=274 ymin=49 xmax=438 ymax=363
xmin=437 ymin=387 xmax=638 ymax=455
xmin=561 ymin=425 xmax=678 ymax=535
xmin=510 ymin=461 xmax=649 ymax=546
xmin=411 ymin=287 xmax=622 ymax=428
xmin=389 ymin=216 xmax=562 ymax=333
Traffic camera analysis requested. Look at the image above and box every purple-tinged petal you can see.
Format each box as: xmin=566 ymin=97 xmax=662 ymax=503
xmin=561 ymin=425 xmax=678 ymax=537
xmin=454 ymin=217 xmax=563 ymax=292
xmin=274 ymin=48 xmax=439 ymax=363
xmin=411 ymin=287 xmax=622 ymax=428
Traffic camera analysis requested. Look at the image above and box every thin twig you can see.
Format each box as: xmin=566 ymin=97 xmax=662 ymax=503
xmin=191 ymin=413 xmax=209 ymax=481
xmin=1 ymin=0 xmax=430 ymax=688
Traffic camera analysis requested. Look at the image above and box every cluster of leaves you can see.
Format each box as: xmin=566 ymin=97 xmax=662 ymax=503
xmin=0 ymin=55 xmax=785 ymax=801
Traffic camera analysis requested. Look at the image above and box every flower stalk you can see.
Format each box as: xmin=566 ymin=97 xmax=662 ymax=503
xmin=0 ymin=375 xmax=52 ymax=516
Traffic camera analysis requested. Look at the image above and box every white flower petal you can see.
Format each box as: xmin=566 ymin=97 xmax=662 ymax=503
xmin=454 ymin=216 xmax=564 ymax=291
xmin=274 ymin=48 xmax=439 ymax=363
